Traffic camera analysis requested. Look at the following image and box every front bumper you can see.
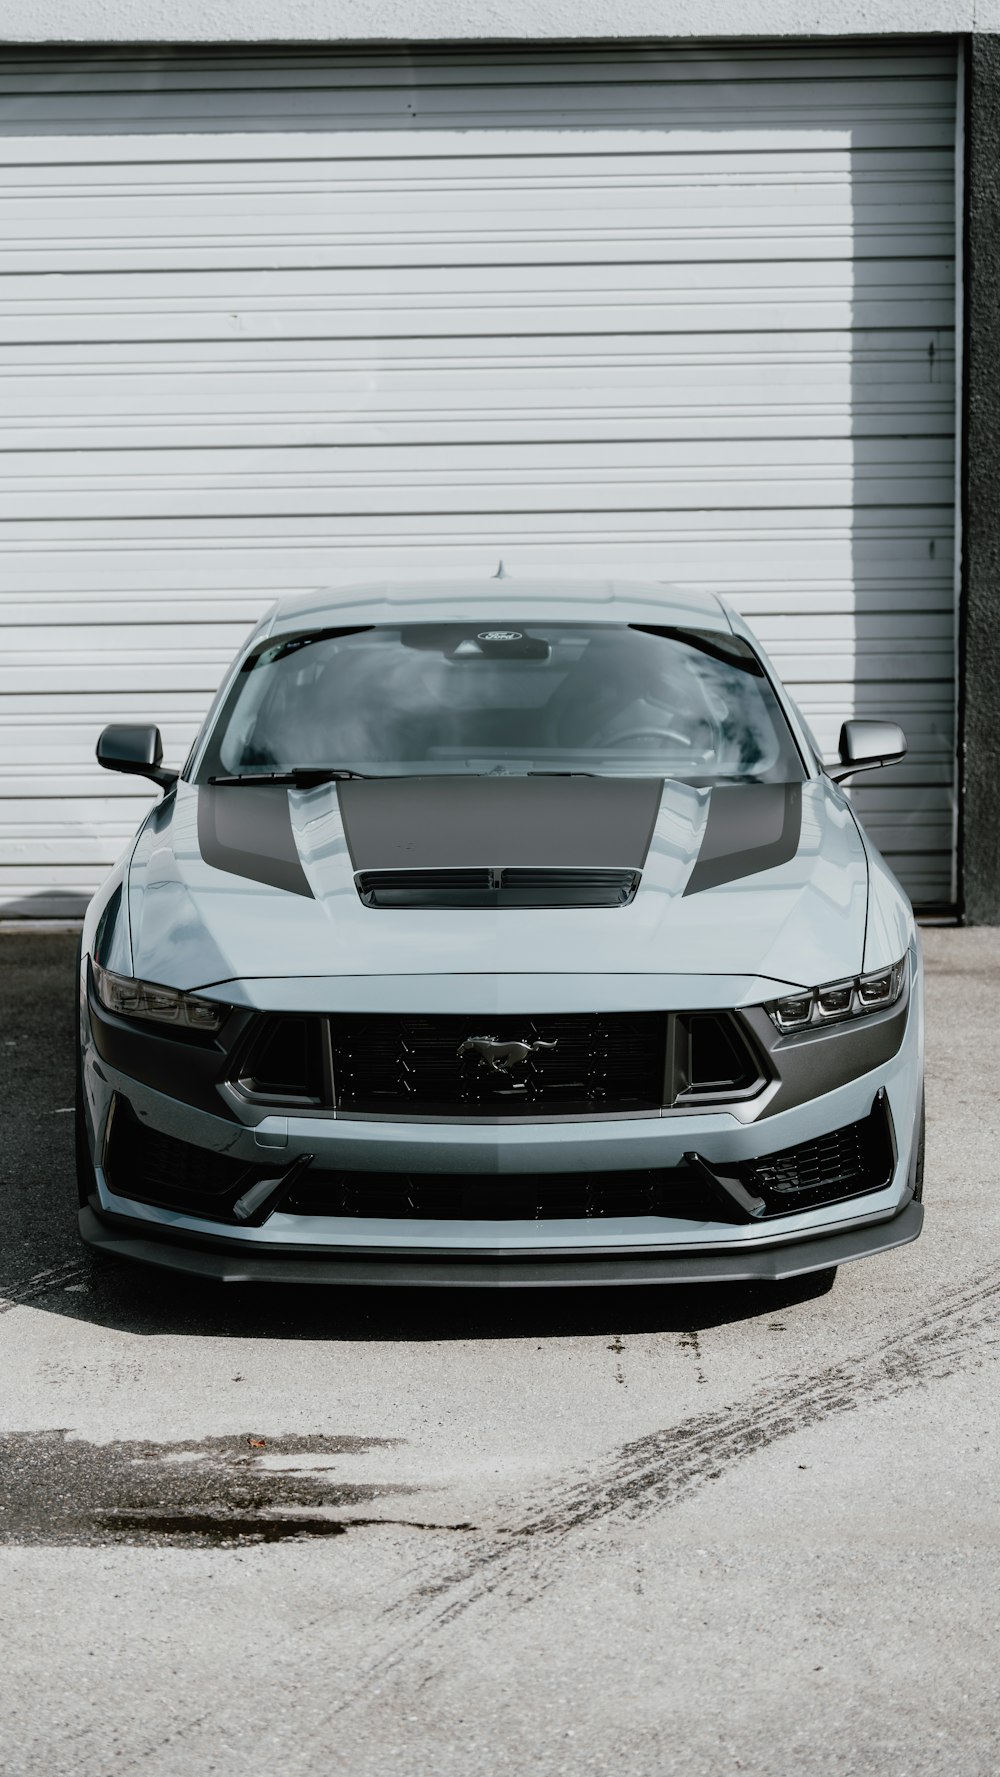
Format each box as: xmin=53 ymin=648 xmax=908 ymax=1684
xmin=78 ymin=955 xmax=924 ymax=1286
xmin=80 ymin=1197 xmax=923 ymax=1286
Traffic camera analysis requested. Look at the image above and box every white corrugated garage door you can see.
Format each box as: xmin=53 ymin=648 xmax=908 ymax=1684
xmin=0 ymin=41 xmax=957 ymax=913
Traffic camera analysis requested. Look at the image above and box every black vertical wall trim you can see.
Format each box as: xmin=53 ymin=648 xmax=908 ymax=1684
xmin=957 ymin=37 xmax=972 ymax=921
xmin=961 ymin=37 xmax=1000 ymax=922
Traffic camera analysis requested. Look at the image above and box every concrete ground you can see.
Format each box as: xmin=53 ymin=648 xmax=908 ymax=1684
xmin=1 ymin=927 xmax=998 ymax=1776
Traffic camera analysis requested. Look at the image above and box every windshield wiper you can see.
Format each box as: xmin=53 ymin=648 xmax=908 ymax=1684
xmin=207 ymin=767 xmax=369 ymax=786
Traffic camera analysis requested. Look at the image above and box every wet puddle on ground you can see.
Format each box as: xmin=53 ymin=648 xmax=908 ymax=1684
xmin=0 ymin=1430 xmax=452 ymax=1547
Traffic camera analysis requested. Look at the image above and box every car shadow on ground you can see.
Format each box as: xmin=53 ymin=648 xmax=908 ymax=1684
xmin=32 ymin=1245 xmax=838 ymax=1341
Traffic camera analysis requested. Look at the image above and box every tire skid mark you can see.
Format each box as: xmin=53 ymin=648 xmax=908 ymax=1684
xmin=340 ymin=1261 xmax=1000 ymax=1702
xmin=0 ymin=1257 xmax=89 ymax=1314
xmin=114 ymin=1261 xmax=1000 ymax=1773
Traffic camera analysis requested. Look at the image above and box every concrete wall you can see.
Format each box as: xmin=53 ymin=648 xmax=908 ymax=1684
xmin=0 ymin=0 xmax=998 ymax=45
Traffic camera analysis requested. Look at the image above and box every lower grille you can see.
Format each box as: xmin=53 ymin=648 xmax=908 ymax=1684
xmin=105 ymin=1105 xmax=709 ymax=1221
xmin=105 ymin=1095 xmax=895 ymax=1228
xmin=282 ymin=1167 xmax=708 ymax=1221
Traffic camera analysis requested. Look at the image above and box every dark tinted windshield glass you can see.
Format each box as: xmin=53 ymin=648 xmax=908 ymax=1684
xmin=200 ymin=622 xmax=803 ymax=783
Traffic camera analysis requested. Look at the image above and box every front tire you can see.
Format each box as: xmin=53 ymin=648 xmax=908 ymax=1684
xmin=912 ymin=1090 xmax=926 ymax=1203
xmin=75 ymin=941 xmax=98 ymax=1211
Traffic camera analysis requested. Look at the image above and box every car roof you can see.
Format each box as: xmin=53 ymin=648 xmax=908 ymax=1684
xmin=265 ymin=577 xmax=733 ymax=637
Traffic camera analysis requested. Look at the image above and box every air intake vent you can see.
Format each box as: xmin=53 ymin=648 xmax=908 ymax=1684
xmin=355 ymin=866 xmax=640 ymax=909
xmin=106 ymin=1099 xmax=263 ymax=1217
xmin=675 ymin=1012 xmax=765 ymax=1104
xmin=235 ymin=1014 xmax=325 ymax=1107
xmin=746 ymin=1094 xmax=895 ymax=1214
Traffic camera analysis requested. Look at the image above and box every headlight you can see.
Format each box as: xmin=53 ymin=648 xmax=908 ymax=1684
xmin=766 ymin=957 xmax=907 ymax=1035
xmin=92 ymin=961 xmax=228 ymax=1033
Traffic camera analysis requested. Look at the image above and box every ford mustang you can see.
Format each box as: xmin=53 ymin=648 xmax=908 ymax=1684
xmin=76 ymin=577 xmax=924 ymax=1286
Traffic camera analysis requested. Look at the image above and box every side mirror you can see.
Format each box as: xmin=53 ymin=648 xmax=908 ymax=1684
xmin=96 ymin=724 xmax=178 ymax=793
xmin=829 ymin=719 xmax=907 ymax=783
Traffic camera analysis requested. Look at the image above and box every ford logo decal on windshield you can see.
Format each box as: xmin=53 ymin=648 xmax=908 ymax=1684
xmin=477 ymin=631 xmax=523 ymax=642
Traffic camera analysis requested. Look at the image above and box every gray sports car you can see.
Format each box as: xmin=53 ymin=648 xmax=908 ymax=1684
xmin=76 ymin=578 xmax=924 ymax=1286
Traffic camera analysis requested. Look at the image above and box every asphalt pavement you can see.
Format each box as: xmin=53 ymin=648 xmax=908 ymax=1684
xmin=1 ymin=926 xmax=998 ymax=1776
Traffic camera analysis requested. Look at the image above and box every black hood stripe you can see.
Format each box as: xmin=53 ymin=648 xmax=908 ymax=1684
xmin=338 ymin=775 xmax=663 ymax=872
xmin=197 ymin=785 xmax=313 ymax=899
xmin=683 ymin=782 xmax=802 ymax=897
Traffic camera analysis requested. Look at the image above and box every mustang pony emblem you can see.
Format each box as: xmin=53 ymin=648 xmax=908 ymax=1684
xmin=457 ymin=1035 xmax=558 ymax=1074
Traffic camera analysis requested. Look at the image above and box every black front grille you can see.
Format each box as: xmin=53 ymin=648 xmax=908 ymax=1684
xmin=327 ymin=1011 xmax=667 ymax=1116
xmin=747 ymin=1096 xmax=895 ymax=1216
xmin=229 ymin=1009 xmax=765 ymax=1116
xmin=356 ymin=867 xmax=640 ymax=908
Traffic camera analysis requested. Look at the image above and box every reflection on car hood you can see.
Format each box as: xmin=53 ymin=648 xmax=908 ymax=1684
xmin=124 ymin=775 xmax=868 ymax=995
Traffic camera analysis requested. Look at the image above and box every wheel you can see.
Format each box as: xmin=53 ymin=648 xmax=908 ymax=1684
xmin=779 ymin=1265 xmax=837 ymax=1302
xmin=74 ymin=939 xmax=98 ymax=1211
xmin=912 ymin=1089 xmax=926 ymax=1203
xmin=75 ymin=1057 xmax=98 ymax=1210
xmin=752 ymin=1264 xmax=837 ymax=1304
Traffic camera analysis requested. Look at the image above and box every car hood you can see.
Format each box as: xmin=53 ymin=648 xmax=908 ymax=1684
xmin=124 ymin=774 xmax=868 ymax=997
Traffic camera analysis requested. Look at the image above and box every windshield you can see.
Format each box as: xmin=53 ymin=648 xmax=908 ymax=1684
xmin=198 ymin=621 xmax=804 ymax=783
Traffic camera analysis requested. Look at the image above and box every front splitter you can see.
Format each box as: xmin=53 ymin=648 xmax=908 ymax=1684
xmin=79 ymin=1200 xmax=923 ymax=1288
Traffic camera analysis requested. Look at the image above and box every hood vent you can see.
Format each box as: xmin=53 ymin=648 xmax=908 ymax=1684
xmin=355 ymin=866 xmax=641 ymax=909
